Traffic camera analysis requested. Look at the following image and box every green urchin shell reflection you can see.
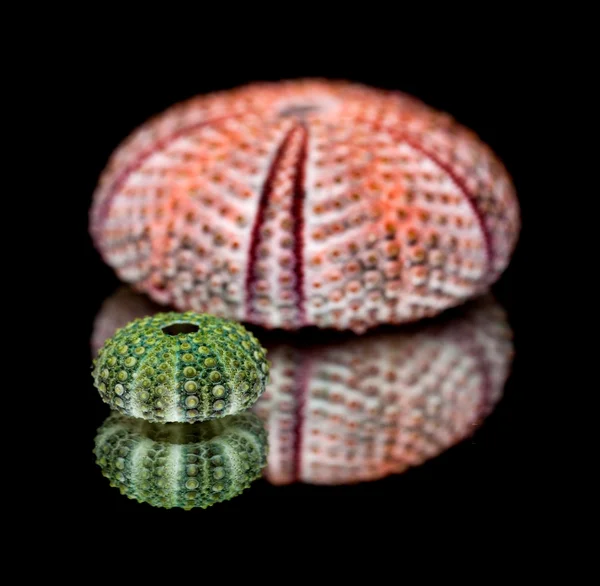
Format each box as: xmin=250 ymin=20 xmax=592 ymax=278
xmin=92 ymin=312 xmax=269 ymax=422
xmin=94 ymin=412 xmax=268 ymax=509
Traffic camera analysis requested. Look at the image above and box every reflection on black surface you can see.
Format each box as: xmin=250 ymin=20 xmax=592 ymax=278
xmin=93 ymin=289 xmax=512 ymax=493
xmin=258 ymin=296 xmax=512 ymax=484
xmin=94 ymin=412 xmax=267 ymax=510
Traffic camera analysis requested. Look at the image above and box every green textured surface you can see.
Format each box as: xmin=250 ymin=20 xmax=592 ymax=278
xmin=92 ymin=312 xmax=269 ymax=422
xmin=94 ymin=412 xmax=268 ymax=509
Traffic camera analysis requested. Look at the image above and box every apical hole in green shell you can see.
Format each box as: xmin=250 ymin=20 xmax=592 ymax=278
xmin=162 ymin=323 xmax=200 ymax=336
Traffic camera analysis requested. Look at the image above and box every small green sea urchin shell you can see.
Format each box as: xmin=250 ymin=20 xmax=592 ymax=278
xmin=94 ymin=412 xmax=268 ymax=509
xmin=92 ymin=312 xmax=269 ymax=422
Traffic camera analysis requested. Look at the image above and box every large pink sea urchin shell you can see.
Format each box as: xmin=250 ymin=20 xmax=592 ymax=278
xmin=92 ymin=289 xmax=513 ymax=486
xmin=90 ymin=80 xmax=520 ymax=332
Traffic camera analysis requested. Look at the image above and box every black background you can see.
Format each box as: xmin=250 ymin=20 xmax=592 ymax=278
xmin=66 ymin=42 xmax=543 ymax=529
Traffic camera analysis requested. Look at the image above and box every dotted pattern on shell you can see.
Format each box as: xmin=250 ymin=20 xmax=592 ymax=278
xmin=94 ymin=412 xmax=268 ymax=509
xmin=90 ymin=79 xmax=520 ymax=333
xmin=92 ymin=312 xmax=269 ymax=423
xmin=253 ymin=295 xmax=513 ymax=485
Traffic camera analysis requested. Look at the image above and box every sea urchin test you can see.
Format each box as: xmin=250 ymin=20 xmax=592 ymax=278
xmin=94 ymin=412 xmax=268 ymax=509
xmin=92 ymin=312 xmax=269 ymax=423
xmin=90 ymin=79 xmax=519 ymax=333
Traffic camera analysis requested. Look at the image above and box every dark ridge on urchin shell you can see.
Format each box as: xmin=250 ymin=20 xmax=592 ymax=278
xmin=90 ymin=114 xmax=242 ymax=257
xmin=245 ymin=123 xmax=309 ymax=325
xmin=291 ymin=123 xmax=309 ymax=326
xmin=384 ymin=126 xmax=496 ymax=280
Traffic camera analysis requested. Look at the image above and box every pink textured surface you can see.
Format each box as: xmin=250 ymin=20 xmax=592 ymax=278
xmin=91 ymin=80 xmax=519 ymax=333
xmin=92 ymin=288 xmax=513 ymax=486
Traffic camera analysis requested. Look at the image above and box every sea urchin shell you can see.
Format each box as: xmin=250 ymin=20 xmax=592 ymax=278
xmin=94 ymin=412 xmax=268 ymax=509
xmin=90 ymin=79 xmax=520 ymax=333
xmin=92 ymin=312 xmax=269 ymax=423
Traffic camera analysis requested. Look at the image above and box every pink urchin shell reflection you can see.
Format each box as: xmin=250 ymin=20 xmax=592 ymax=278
xmin=90 ymin=79 xmax=520 ymax=333
xmin=92 ymin=288 xmax=513 ymax=485
xmin=257 ymin=296 xmax=512 ymax=485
